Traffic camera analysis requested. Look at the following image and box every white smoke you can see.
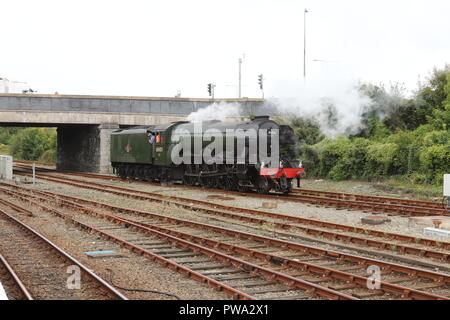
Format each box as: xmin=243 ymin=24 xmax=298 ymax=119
xmin=270 ymin=69 xmax=376 ymax=138
xmin=187 ymin=70 xmax=378 ymax=137
xmin=273 ymin=84 xmax=374 ymax=138
xmin=187 ymin=101 xmax=242 ymax=122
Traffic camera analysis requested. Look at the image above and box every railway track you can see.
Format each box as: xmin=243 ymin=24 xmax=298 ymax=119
xmin=0 ymin=206 xmax=128 ymax=300
xmin=14 ymin=160 xmax=54 ymax=167
xmin=292 ymin=188 xmax=445 ymax=210
xmin=13 ymin=163 xmax=448 ymax=217
xmin=10 ymin=172 xmax=450 ymax=265
xmin=0 ymin=253 xmax=33 ymax=300
xmin=1 ymin=184 xmax=449 ymax=300
xmin=284 ymin=193 xmax=446 ymax=217
xmin=0 ymin=186 xmax=356 ymax=300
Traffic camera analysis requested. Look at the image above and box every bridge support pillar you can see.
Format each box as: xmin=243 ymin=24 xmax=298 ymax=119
xmin=98 ymin=123 xmax=120 ymax=173
xmin=57 ymin=123 xmax=119 ymax=173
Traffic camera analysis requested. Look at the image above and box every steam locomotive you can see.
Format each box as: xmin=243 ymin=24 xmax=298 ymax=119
xmin=110 ymin=116 xmax=304 ymax=194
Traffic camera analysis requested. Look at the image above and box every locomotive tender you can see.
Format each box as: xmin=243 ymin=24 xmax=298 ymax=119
xmin=110 ymin=116 xmax=304 ymax=194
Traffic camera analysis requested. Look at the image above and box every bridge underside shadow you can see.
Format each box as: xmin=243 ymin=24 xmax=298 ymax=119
xmin=57 ymin=123 xmax=119 ymax=173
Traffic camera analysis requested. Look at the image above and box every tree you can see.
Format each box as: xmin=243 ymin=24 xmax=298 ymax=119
xmin=289 ymin=117 xmax=325 ymax=145
xmin=0 ymin=128 xmax=20 ymax=145
xmin=414 ymin=66 xmax=450 ymax=127
xmin=10 ymin=128 xmax=57 ymax=161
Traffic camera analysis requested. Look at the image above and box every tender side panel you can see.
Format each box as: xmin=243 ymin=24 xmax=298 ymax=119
xmin=111 ymin=132 xmax=152 ymax=164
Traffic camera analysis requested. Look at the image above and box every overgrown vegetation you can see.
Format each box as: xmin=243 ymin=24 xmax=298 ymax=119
xmin=0 ymin=127 xmax=57 ymax=163
xmin=294 ymin=66 xmax=450 ymax=186
xmin=0 ymin=143 xmax=10 ymax=155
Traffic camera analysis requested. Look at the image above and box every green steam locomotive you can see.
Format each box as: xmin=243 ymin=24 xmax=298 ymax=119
xmin=110 ymin=116 xmax=304 ymax=194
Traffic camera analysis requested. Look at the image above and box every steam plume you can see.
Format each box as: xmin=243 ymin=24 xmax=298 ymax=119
xmin=187 ymin=102 xmax=242 ymax=122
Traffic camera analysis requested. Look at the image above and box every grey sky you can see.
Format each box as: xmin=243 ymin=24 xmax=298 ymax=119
xmin=1 ymin=0 xmax=449 ymax=98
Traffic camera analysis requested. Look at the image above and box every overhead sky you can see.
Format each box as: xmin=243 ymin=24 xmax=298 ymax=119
xmin=1 ymin=0 xmax=449 ymax=98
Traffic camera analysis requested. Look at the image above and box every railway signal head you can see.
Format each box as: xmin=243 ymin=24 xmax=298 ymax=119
xmin=207 ymin=83 xmax=212 ymax=96
xmin=258 ymin=74 xmax=263 ymax=89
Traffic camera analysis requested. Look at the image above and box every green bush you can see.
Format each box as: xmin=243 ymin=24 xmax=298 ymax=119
xmin=0 ymin=144 xmax=10 ymax=155
xmin=38 ymin=149 xmax=57 ymax=163
xmin=314 ymin=138 xmax=351 ymax=178
xmin=419 ymin=144 xmax=450 ymax=183
xmin=300 ymin=145 xmax=319 ymax=176
xmin=0 ymin=128 xmax=19 ymax=145
xmin=421 ymin=130 xmax=450 ymax=146
xmin=336 ymin=138 xmax=371 ymax=180
xmin=366 ymin=142 xmax=399 ymax=177
xmin=406 ymin=173 xmax=428 ymax=184
xmin=305 ymin=138 xmax=372 ymax=181
xmin=10 ymin=128 xmax=57 ymax=162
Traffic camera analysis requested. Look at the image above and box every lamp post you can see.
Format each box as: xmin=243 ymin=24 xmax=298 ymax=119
xmin=237 ymin=54 xmax=246 ymax=98
xmin=303 ymin=8 xmax=308 ymax=81
xmin=313 ymin=59 xmax=339 ymax=63
xmin=238 ymin=57 xmax=242 ymax=98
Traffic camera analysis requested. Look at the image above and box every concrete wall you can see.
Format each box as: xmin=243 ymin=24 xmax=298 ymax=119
xmin=0 ymin=110 xmax=188 ymax=126
xmin=98 ymin=124 xmax=120 ymax=173
xmin=0 ymin=94 xmax=273 ymax=117
xmin=0 ymin=94 xmax=275 ymax=126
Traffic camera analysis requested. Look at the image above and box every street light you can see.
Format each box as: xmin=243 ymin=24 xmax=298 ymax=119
xmin=313 ymin=59 xmax=339 ymax=63
xmin=312 ymin=59 xmax=340 ymax=73
xmin=238 ymin=57 xmax=242 ymax=98
xmin=303 ymin=8 xmax=308 ymax=81
xmin=238 ymin=54 xmax=245 ymax=98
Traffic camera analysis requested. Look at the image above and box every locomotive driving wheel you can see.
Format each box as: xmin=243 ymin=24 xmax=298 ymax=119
xmin=223 ymin=176 xmax=233 ymax=190
xmin=182 ymin=174 xmax=191 ymax=186
xmin=199 ymin=164 xmax=214 ymax=188
xmin=144 ymin=167 xmax=152 ymax=182
xmin=256 ymin=176 xmax=270 ymax=194
xmin=222 ymin=166 xmax=236 ymax=191
xmin=183 ymin=165 xmax=194 ymax=186
xmin=209 ymin=164 xmax=219 ymax=188
xmin=117 ymin=167 xmax=127 ymax=179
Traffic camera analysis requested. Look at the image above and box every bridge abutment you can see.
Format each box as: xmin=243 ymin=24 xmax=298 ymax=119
xmin=98 ymin=123 xmax=120 ymax=173
xmin=57 ymin=123 xmax=119 ymax=173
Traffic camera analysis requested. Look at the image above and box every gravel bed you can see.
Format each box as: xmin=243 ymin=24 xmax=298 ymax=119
xmin=0 ymin=200 xmax=229 ymax=300
xmin=40 ymin=173 xmax=450 ymax=243
xmin=10 ymin=177 xmax=450 ymax=275
xmin=169 ymin=189 xmax=449 ymax=242
xmin=0 ymin=260 xmax=27 ymax=300
xmin=299 ymin=179 xmax=441 ymax=202
xmin=0 ymin=211 xmax=114 ymax=300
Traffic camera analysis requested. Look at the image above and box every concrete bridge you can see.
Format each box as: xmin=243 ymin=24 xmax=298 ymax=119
xmin=0 ymin=94 xmax=269 ymax=173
